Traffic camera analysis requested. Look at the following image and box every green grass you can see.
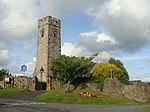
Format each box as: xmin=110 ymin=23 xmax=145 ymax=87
xmin=0 ymin=88 xmax=25 ymax=95
xmin=33 ymin=89 xmax=141 ymax=105
xmin=145 ymin=107 xmax=150 ymax=111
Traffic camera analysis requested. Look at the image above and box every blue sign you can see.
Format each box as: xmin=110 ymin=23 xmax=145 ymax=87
xmin=21 ymin=65 xmax=27 ymax=72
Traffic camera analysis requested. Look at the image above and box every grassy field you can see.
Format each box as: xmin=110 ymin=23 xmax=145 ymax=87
xmin=33 ymin=89 xmax=141 ymax=105
xmin=145 ymin=107 xmax=150 ymax=111
xmin=0 ymin=88 xmax=25 ymax=95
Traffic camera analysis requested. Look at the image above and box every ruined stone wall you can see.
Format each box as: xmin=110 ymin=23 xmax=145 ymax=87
xmin=123 ymin=82 xmax=150 ymax=102
xmin=86 ymin=82 xmax=100 ymax=92
xmin=103 ymin=78 xmax=123 ymax=95
xmin=0 ymin=81 xmax=4 ymax=88
xmin=103 ymin=78 xmax=150 ymax=102
xmin=13 ymin=76 xmax=35 ymax=91
xmin=3 ymin=76 xmax=35 ymax=91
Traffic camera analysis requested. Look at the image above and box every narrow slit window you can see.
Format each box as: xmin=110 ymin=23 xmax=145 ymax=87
xmin=41 ymin=28 xmax=45 ymax=37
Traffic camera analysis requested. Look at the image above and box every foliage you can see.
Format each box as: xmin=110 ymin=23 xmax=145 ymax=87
xmin=94 ymin=76 xmax=105 ymax=91
xmin=0 ymin=69 xmax=8 ymax=81
xmin=108 ymin=58 xmax=129 ymax=84
xmin=87 ymin=53 xmax=99 ymax=61
xmin=71 ymin=77 xmax=90 ymax=91
xmin=50 ymin=55 xmax=92 ymax=92
xmin=33 ymin=89 xmax=140 ymax=104
xmin=92 ymin=62 xmax=123 ymax=79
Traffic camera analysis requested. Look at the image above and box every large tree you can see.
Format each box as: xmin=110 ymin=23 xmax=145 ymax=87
xmin=0 ymin=69 xmax=8 ymax=81
xmin=92 ymin=62 xmax=123 ymax=79
xmin=50 ymin=55 xmax=92 ymax=92
xmin=108 ymin=58 xmax=129 ymax=84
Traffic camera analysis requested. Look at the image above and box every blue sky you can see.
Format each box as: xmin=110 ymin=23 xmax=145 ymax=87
xmin=0 ymin=0 xmax=150 ymax=81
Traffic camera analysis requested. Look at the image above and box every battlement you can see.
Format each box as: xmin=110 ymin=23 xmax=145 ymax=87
xmin=38 ymin=16 xmax=61 ymax=28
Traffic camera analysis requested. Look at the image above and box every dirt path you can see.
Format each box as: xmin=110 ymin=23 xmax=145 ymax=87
xmin=0 ymin=90 xmax=46 ymax=101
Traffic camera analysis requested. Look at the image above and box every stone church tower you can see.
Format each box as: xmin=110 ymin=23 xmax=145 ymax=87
xmin=34 ymin=16 xmax=61 ymax=90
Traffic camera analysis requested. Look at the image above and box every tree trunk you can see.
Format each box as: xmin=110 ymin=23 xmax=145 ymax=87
xmin=66 ymin=80 xmax=70 ymax=93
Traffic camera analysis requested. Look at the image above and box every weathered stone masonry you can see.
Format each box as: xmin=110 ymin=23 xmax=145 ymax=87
xmin=0 ymin=76 xmax=34 ymax=91
xmin=34 ymin=16 xmax=61 ymax=90
xmin=103 ymin=78 xmax=150 ymax=102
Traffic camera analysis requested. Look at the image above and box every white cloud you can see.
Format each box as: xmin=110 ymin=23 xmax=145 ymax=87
xmin=145 ymin=55 xmax=150 ymax=63
xmin=62 ymin=42 xmax=113 ymax=62
xmin=61 ymin=42 xmax=89 ymax=57
xmin=105 ymin=0 xmax=121 ymax=17
xmin=0 ymin=49 xmax=10 ymax=68
xmin=78 ymin=32 xmax=117 ymax=53
xmin=88 ymin=0 xmax=150 ymax=53
xmin=0 ymin=0 xmax=38 ymax=34
xmin=62 ymin=32 xmax=115 ymax=61
xmin=142 ymin=77 xmax=150 ymax=82
xmin=133 ymin=77 xmax=150 ymax=82
xmin=40 ymin=0 xmax=105 ymax=17
xmin=96 ymin=33 xmax=116 ymax=44
xmin=25 ymin=60 xmax=36 ymax=77
xmin=94 ymin=51 xmax=113 ymax=62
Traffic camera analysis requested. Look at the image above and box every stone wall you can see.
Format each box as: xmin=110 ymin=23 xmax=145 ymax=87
xmin=86 ymin=82 xmax=100 ymax=92
xmin=123 ymin=83 xmax=150 ymax=102
xmin=0 ymin=81 xmax=4 ymax=89
xmin=3 ymin=76 xmax=35 ymax=91
xmin=13 ymin=76 xmax=34 ymax=91
xmin=103 ymin=78 xmax=150 ymax=102
xmin=103 ymin=78 xmax=123 ymax=95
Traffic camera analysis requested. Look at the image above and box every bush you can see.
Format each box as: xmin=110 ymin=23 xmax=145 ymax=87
xmin=108 ymin=58 xmax=129 ymax=84
xmin=71 ymin=77 xmax=91 ymax=90
xmin=94 ymin=76 xmax=105 ymax=91
xmin=118 ymin=76 xmax=129 ymax=85
xmin=92 ymin=62 xmax=123 ymax=78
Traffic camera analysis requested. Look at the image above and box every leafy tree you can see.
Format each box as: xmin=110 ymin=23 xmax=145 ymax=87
xmin=92 ymin=62 xmax=123 ymax=79
xmin=50 ymin=55 xmax=92 ymax=92
xmin=0 ymin=69 xmax=8 ymax=81
xmin=108 ymin=58 xmax=129 ymax=84
xmin=87 ymin=53 xmax=99 ymax=61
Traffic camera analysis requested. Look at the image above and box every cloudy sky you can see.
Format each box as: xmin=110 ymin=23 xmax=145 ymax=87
xmin=0 ymin=0 xmax=150 ymax=81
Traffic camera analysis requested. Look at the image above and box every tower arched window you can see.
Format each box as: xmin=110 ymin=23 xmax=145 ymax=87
xmin=40 ymin=28 xmax=45 ymax=37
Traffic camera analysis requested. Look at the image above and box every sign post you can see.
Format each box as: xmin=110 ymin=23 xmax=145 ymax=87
xmin=21 ymin=65 xmax=27 ymax=76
